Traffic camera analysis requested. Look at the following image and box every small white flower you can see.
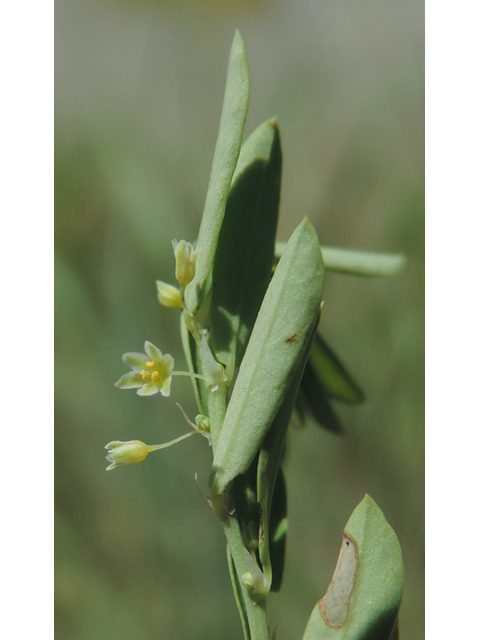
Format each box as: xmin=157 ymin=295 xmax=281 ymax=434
xmin=115 ymin=341 xmax=174 ymax=397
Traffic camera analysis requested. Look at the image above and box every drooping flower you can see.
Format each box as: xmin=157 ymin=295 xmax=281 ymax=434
xmin=115 ymin=341 xmax=174 ymax=396
xmin=105 ymin=440 xmax=152 ymax=470
xmin=105 ymin=430 xmax=201 ymax=471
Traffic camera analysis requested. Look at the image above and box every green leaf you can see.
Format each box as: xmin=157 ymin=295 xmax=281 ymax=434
xmin=275 ymin=244 xmax=406 ymax=277
xmin=302 ymin=495 xmax=403 ymax=640
xmin=320 ymin=247 xmax=406 ymax=277
xmin=211 ymin=217 xmax=324 ymax=496
xmin=186 ymin=31 xmax=251 ymax=313
xmin=297 ymin=365 xmax=344 ymax=434
xmin=210 ymin=119 xmax=282 ymax=372
xmin=308 ymin=333 xmax=365 ymax=405
xmin=266 ymin=466 xmax=287 ymax=593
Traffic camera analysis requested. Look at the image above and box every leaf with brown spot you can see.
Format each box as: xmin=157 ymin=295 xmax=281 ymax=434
xmin=302 ymin=495 xmax=403 ymax=640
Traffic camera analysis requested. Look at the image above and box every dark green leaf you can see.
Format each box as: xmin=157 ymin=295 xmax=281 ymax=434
xmin=307 ymin=334 xmax=365 ymax=406
xmin=268 ymin=467 xmax=287 ymax=593
xmin=297 ymin=365 xmax=343 ymax=434
xmin=210 ymin=119 xmax=282 ymax=372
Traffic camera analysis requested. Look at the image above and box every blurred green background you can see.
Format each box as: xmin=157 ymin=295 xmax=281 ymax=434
xmin=55 ymin=0 xmax=424 ymax=638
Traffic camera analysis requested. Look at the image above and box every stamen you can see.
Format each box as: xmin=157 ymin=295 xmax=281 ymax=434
xmin=140 ymin=370 xmax=149 ymax=379
xmin=151 ymin=371 xmax=159 ymax=380
xmin=146 ymin=361 xmax=155 ymax=368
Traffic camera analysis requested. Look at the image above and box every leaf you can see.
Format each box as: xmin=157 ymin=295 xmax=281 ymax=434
xmin=302 ymin=495 xmax=403 ymax=640
xmin=232 ymin=454 xmax=261 ymax=552
xmin=307 ymin=333 xmax=365 ymax=405
xmin=210 ymin=119 xmax=282 ymax=372
xmin=275 ymin=244 xmax=406 ymax=278
xmin=297 ymin=366 xmax=344 ymax=434
xmin=319 ymin=247 xmax=406 ymax=277
xmin=211 ymin=217 xmax=324 ymax=495
xmin=266 ymin=466 xmax=287 ymax=593
xmin=185 ymin=31 xmax=251 ymax=313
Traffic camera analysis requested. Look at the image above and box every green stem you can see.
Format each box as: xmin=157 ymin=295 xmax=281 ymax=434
xmin=223 ymin=516 xmax=270 ymax=640
xmin=206 ymin=388 xmax=269 ymax=639
xmin=171 ymin=371 xmax=210 ymax=382
xmin=148 ymin=431 xmax=200 ymax=452
xmin=207 ymin=385 xmax=228 ymax=453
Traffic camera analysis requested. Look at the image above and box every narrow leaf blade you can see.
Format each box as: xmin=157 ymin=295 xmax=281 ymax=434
xmin=320 ymin=247 xmax=406 ymax=277
xmin=186 ymin=31 xmax=251 ymax=312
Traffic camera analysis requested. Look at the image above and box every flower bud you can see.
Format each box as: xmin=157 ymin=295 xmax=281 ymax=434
xmin=156 ymin=280 xmax=182 ymax=309
xmin=172 ymin=240 xmax=197 ymax=287
xmin=105 ymin=440 xmax=151 ymax=471
xmin=195 ymin=414 xmax=211 ymax=434
xmin=243 ymin=547 xmax=270 ymax=600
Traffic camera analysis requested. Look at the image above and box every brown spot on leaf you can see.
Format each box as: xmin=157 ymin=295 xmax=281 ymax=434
xmin=318 ymin=533 xmax=358 ymax=627
xmin=285 ymin=332 xmax=299 ymax=345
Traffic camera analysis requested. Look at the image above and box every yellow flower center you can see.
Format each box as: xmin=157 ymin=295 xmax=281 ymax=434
xmin=146 ymin=361 xmax=155 ymax=368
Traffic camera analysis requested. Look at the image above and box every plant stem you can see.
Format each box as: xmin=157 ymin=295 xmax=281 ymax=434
xmin=171 ymin=371 xmax=210 ymax=382
xmin=148 ymin=431 xmax=200 ymax=451
xmin=206 ymin=386 xmax=270 ymax=639
xmin=223 ymin=516 xmax=270 ymax=640
xmin=207 ymin=385 xmax=228 ymax=452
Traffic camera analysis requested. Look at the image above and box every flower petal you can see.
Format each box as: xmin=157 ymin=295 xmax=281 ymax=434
xmin=122 ymin=352 xmax=150 ymax=371
xmin=144 ymin=341 xmax=164 ymax=362
xmin=162 ymin=354 xmax=174 ymax=375
xmin=105 ymin=441 xmax=124 ymax=450
xmin=137 ymin=382 xmax=160 ymax=396
xmin=159 ymin=376 xmax=172 ymax=397
xmin=115 ymin=371 xmax=144 ymax=389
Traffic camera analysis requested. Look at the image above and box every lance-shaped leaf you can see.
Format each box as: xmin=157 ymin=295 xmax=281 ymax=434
xmin=302 ymin=495 xmax=403 ymax=640
xmin=275 ymin=244 xmax=406 ymax=278
xmin=210 ymin=119 xmax=282 ymax=372
xmin=307 ymin=333 xmax=365 ymax=405
xmin=211 ymin=218 xmax=324 ymax=496
xmin=185 ymin=31 xmax=251 ymax=313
